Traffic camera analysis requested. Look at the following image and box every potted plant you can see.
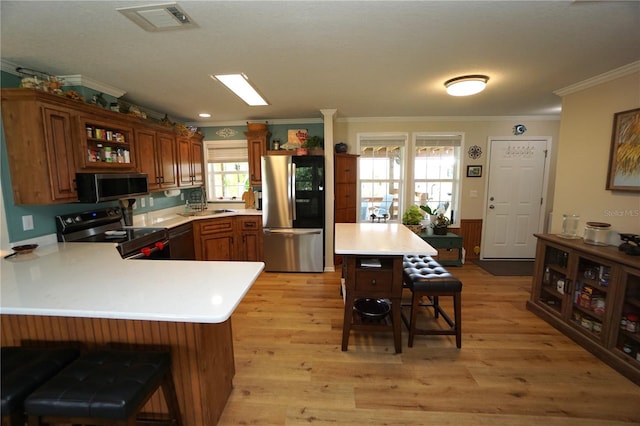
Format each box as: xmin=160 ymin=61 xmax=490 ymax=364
xmin=432 ymin=213 xmax=450 ymax=235
xmin=402 ymin=205 xmax=424 ymax=235
xmin=303 ymin=135 xmax=324 ymax=155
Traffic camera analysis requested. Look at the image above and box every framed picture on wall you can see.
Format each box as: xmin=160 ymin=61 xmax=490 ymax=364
xmin=467 ymin=165 xmax=482 ymax=178
xmin=606 ymin=107 xmax=640 ymax=192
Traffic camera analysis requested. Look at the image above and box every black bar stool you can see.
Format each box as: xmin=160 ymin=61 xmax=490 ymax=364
xmin=1 ymin=346 xmax=80 ymax=426
xmin=24 ymin=349 xmax=182 ymax=426
xmin=402 ymin=255 xmax=463 ymax=348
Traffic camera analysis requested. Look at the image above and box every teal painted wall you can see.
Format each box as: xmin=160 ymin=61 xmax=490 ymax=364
xmin=1 ymin=70 xmax=323 ymax=243
xmin=200 ymin=123 xmax=324 ymax=147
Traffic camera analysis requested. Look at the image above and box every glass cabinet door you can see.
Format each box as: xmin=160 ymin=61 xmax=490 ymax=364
xmin=569 ymin=255 xmax=613 ymax=343
xmin=613 ymin=267 xmax=640 ymax=364
xmin=537 ymin=244 xmax=571 ymax=315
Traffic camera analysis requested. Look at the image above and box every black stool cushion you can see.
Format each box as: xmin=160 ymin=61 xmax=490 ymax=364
xmin=24 ymin=349 xmax=170 ymax=420
xmin=403 ymin=254 xmax=462 ymax=292
xmin=1 ymin=346 xmax=79 ymax=416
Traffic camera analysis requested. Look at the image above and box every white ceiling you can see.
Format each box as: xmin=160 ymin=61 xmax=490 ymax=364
xmin=1 ymin=1 xmax=639 ymax=124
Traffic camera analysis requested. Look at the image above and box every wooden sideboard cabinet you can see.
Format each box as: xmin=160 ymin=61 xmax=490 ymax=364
xmin=527 ymin=234 xmax=640 ymax=385
xmin=245 ymin=130 xmax=269 ymax=187
xmin=418 ymin=232 xmax=463 ymax=266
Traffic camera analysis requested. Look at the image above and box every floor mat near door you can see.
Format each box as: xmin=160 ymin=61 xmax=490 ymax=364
xmin=473 ymin=260 xmax=534 ymax=276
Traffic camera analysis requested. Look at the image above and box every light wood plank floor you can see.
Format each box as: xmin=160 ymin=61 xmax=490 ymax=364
xmin=219 ymin=263 xmax=640 ymax=425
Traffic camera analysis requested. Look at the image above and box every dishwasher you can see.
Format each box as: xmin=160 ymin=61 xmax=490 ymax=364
xmin=169 ymin=223 xmax=196 ymax=260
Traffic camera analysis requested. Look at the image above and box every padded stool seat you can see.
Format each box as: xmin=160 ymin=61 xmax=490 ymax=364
xmin=1 ymin=346 xmax=79 ymax=426
xmin=25 ymin=349 xmax=182 ymax=426
xmin=402 ymin=255 xmax=462 ymax=348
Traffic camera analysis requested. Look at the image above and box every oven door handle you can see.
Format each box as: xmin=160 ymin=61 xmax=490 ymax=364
xmin=124 ymin=239 xmax=170 ymax=260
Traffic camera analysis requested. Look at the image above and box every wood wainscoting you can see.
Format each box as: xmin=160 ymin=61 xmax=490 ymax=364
xmin=451 ymin=219 xmax=483 ymax=261
xmin=1 ymin=314 xmax=235 ymax=426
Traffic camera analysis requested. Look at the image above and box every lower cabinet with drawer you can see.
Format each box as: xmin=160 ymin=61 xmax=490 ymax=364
xmin=419 ymin=232 xmax=463 ymax=266
xmin=193 ymin=215 xmax=263 ymax=261
xmin=342 ymin=255 xmax=404 ymax=353
xmin=194 ymin=217 xmax=235 ymax=261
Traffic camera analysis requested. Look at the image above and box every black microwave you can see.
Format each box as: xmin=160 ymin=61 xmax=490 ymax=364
xmin=76 ymin=173 xmax=149 ymax=203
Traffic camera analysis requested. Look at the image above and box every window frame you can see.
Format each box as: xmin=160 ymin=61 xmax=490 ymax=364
xmin=355 ymin=131 xmax=464 ymax=226
xmin=204 ymin=139 xmax=249 ymax=202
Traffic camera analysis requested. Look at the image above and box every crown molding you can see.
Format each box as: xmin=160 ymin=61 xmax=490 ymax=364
xmin=336 ymin=115 xmax=561 ymax=123
xmin=554 ymin=60 xmax=640 ymax=97
xmin=57 ymin=74 xmax=126 ymax=98
xmin=190 ymin=117 xmax=324 ymax=127
xmin=0 ymin=60 xmax=126 ymax=98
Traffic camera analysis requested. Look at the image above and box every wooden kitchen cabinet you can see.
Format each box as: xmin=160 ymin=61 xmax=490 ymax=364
xmin=527 ymin=234 xmax=640 ymax=385
xmin=334 ymin=153 xmax=359 ymax=223
xmin=178 ymin=135 xmax=204 ymax=187
xmin=194 ymin=216 xmax=264 ymax=261
xmin=78 ymin=116 xmax=136 ymax=171
xmin=237 ymin=216 xmax=263 ymax=261
xmin=1 ymin=90 xmax=79 ymax=204
xmin=245 ymin=130 xmax=269 ymax=187
xmin=194 ymin=217 xmax=235 ymax=261
xmin=136 ymin=128 xmax=178 ymax=190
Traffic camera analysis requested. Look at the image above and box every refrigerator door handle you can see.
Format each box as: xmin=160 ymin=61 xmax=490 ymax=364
xmin=290 ymin=162 xmax=297 ymax=221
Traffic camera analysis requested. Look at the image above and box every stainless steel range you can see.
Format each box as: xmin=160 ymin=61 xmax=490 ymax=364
xmin=56 ymin=207 xmax=170 ymax=260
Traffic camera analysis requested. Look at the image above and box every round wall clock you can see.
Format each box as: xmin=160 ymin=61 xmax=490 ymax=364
xmin=468 ymin=145 xmax=482 ymax=159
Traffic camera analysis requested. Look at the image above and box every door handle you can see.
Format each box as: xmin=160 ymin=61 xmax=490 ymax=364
xmin=489 ymin=205 xmax=495 ymax=209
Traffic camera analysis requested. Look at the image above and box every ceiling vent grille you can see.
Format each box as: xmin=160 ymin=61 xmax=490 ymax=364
xmin=117 ymin=3 xmax=197 ymax=32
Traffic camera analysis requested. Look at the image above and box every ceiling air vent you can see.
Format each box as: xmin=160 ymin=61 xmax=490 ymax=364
xmin=117 ymin=3 xmax=198 ymax=32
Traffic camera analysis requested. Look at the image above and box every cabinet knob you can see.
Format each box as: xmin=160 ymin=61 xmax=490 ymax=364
xmin=371 ymin=279 xmax=376 ymax=285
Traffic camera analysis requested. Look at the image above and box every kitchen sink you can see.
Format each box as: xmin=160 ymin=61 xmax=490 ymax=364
xmin=177 ymin=209 xmax=235 ymax=217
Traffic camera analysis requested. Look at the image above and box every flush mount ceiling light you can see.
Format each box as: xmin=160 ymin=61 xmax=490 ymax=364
xmin=198 ymin=113 xmax=211 ymax=118
xmin=444 ymin=75 xmax=489 ymax=96
xmin=212 ymin=74 xmax=269 ymax=106
xmin=117 ymin=3 xmax=197 ymax=32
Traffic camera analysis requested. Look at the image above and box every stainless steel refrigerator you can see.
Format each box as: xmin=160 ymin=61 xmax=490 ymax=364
xmin=262 ymin=155 xmax=324 ymax=272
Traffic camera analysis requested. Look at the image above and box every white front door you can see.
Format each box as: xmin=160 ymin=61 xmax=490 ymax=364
xmin=481 ymin=138 xmax=550 ymax=259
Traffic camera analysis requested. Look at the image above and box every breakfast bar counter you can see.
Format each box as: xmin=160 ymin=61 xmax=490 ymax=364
xmin=335 ymin=223 xmax=436 ymax=352
xmin=1 ymin=242 xmax=264 ymax=425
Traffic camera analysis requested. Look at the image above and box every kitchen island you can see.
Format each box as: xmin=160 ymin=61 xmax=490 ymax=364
xmin=1 ymin=242 xmax=264 ymax=425
xmin=335 ymin=223 xmax=437 ymax=352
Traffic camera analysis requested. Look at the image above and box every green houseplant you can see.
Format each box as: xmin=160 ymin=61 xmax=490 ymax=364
xmin=402 ymin=205 xmax=424 ymax=235
xmin=302 ymin=135 xmax=324 ymax=155
xmin=432 ymin=213 xmax=450 ymax=235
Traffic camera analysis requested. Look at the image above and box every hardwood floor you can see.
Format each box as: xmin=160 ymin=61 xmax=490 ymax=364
xmin=219 ymin=263 xmax=640 ymax=425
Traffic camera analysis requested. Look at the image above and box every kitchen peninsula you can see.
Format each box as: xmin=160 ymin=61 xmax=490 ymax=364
xmin=1 ymin=242 xmax=264 ymax=425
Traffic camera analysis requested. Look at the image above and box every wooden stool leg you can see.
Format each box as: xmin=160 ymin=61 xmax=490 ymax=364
xmin=433 ymin=295 xmax=440 ymax=318
xmin=162 ymin=371 xmax=183 ymax=426
xmin=454 ymin=292 xmax=462 ymax=348
xmin=408 ymin=291 xmax=421 ymax=348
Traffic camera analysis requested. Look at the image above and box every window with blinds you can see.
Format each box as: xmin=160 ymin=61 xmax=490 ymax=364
xmin=357 ymin=134 xmax=408 ymax=222
xmin=205 ymin=140 xmax=249 ymax=201
xmin=413 ymin=133 xmax=462 ymax=225
xmin=354 ymin=132 xmax=463 ymax=225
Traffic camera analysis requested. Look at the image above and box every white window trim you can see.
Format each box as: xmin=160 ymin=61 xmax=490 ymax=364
xmin=356 ymin=132 xmax=409 ymax=222
xmin=204 ymin=139 xmax=248 ymax=202
xmin=411 ymin=132 xmax=465 ymax=227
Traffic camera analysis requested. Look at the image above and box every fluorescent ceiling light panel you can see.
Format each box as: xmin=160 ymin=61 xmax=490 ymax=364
xmin=212 ymin=74 xmax=269 ymax=106
xmin=117 ymin=3 xmax=197 ymax=32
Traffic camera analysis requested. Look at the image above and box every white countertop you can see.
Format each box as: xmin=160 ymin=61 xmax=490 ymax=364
xmin=133 ymin=207 xmax=262 ymax=229
xmin=335 ymin=223 xmax=437 ymax=256
xmin=1 ymin=242 xmax=264 ymax=323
